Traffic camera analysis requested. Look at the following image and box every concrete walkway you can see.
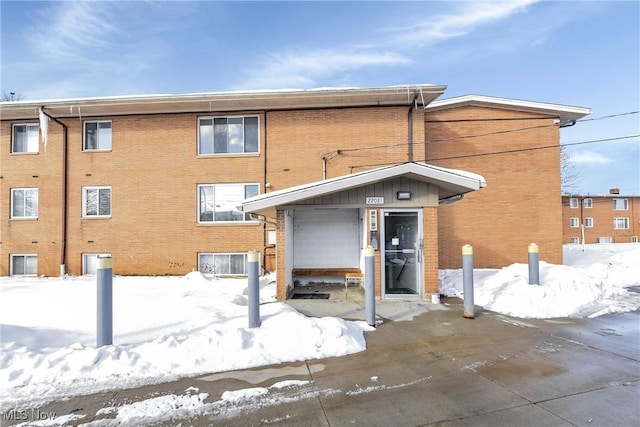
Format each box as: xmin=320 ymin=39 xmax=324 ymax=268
xmin=2 ymin=297 xmax=639 ymax=426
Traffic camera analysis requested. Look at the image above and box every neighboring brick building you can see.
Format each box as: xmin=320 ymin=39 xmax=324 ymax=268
xmin=562 ymin=191 xmax=640 ymax=244
xmin=1 ymin=85 xmax=589 ymax=299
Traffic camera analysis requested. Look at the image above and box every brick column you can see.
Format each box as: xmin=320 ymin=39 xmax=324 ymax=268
xmin=276 ymin=209 xmax=287 ymax=300
xmin=423 ymin=207 xmax=439 ymax=298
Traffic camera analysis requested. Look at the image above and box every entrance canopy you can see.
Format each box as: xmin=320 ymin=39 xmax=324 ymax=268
xmin=241 ymin=162 xmax=487 ymax=216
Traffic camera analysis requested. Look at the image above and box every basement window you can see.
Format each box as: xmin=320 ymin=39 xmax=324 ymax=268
xmin=198 ymin=253 xmax=250 ymax=275
xmin=10 ymin=254 xmax=37 ymax=276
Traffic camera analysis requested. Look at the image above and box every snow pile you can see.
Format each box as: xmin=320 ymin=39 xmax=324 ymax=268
xmin=0 ymin=273 xmax=372 ymax=410
xmin=1 ymin=243 xmax=639 ymax=411
xmin=440 ymin=244 xmax=640 ymax=318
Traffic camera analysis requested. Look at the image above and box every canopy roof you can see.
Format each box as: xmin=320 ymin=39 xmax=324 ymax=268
xmin=241 ymin=162 xmax=487 ymax=215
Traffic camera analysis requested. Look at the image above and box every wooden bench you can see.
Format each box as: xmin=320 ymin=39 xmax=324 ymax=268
xmin=292 ymin=268 xmax=364 ymax=286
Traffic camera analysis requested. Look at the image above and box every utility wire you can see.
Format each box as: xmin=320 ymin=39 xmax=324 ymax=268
xmin=347 ymin=134 xmax=640 ymax=170
xmin=324 ymin=110 xmax=639 ymax=159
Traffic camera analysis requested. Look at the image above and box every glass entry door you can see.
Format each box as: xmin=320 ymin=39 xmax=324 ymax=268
xmin=382 ymin=210 xmax=422 ymax=297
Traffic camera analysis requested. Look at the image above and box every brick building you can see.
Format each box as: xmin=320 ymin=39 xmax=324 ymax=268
xmin=562 ymin=191 xmax=640 ymax=244
xmin=1 ymin=85 xmax=590 ymax=300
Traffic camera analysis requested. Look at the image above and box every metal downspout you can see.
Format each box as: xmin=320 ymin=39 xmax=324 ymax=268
xmin=39 ymin=107 xmax=68 ymax=276
xmin=408 ymin=91 xmax=420 ymax=162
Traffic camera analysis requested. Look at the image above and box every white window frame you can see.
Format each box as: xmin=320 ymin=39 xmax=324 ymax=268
xmin=569 ymin=198 xmax=578 ymax=208
xmin=583 ymin=198 xmax=593 ymax=208
xmin=82 ymin=186 xmax=112 ymax=218
xmin=11 ymin=123 xmax=39 ymax=153
xmin=83 ymin=120 xmax=112 ymax=151
xmin=197 ymin=116 xmax=259 ymax=155
xmin=197 ymin=183 xmax=259 ymax=223
xmin=198 ymin=252 xmax=252 ymax=275
xmin=10 ymin=188 xmax=38 ymax=219
xmin=596 ymin=236 xmax=612 ymax=244
xmin=632 ymin=236 xmax=638 ymax=243
xmin=612 ymin=198 xmax=628 ymax=210
xmin=613 ymin=217 xmax=629 ymax=230
xmin=569 ymin=217 xmax=579 ymax=228
xmin=10 ymin=254 xmax=38 ymax=276
xmin=82 ymin=253 xmax=111 ymax=275
xmin=569 ymin=237 xmax=580 ymax=244
xmin=584 ymin=217 xmax=594 ymax=228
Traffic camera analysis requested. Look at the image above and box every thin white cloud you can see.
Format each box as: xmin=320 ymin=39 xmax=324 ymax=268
xmin=382 ymin=0 xmax=538 ymax=46
xmin=571 ymin=151 xmax=614 ymax=165
xmin=27 ymin=2 xmax=120 ymax=66
xmin=240 ymin=49 xmax=412 ymax=90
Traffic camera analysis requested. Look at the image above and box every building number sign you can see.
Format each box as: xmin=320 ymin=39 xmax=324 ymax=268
xmin=365 ymin=196 xmax=384 ymax=205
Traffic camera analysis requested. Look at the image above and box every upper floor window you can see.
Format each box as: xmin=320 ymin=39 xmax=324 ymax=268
xmin=198 ymin=116 xmax=259 ymax=155
xmin=569 ymin=217 xmax=579 ymax=228
xmin=613 ymin=218 xmax=629 ymax=230
xmin=83 ymin=186 xmax=111 ymax=218
xmin=198 ymin=183 xmax=258 ymax=223
xmin=12 ymin=124 xmax=39 ymax=153
xmin=584 ymin=217 xmax=594 ymax=228
xmin=583 ymin=198 xmax=593 ymax=208
xmin=569 ymin=198 xmax=578 ymax=208
xmin=11 ymin=188 xmax=38 ymax=219
xmin=612 ymin=198 xmax=628 ymax=210
xmin=10 ymin=254 xmax=37 ymax=276
xmin=84 ymin=121 xmax=112 ymax=151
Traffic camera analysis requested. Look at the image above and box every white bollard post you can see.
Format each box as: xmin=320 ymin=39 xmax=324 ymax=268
xmin=97 ymin=254 xmax=113 ymax=347
xmin=462 ymin=244 xmax=475 ymax=319
xmin=248 ymin=250 xmax=261 ymax=328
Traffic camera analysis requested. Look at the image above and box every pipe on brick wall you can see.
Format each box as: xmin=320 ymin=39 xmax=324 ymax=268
xmin=39 ymin=107 xmax=68 ymax=276
xmin=407 ymin=91 xmax=420 ymax=162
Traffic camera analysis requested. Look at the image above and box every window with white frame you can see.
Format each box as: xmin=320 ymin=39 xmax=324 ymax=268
xmin=12 ymin=124 xmax=39 ymax=153
xmin=596 ymin=236 xmax=612 ymax=244
xmin=11 ymin=188 xmax=38 ymax=219
xmin=612 ymin=198 xmax=628 ymax=210
xmin=632 ymin=236 xmax=638 ymax=243
xmin=198 ymin=183 xmax=258 ymax=223
xmin=198 ymin=252 xmax=250 ymax=275
xmin=82 ymin=186 xmax=111 ymax=217
xmin=569 ymin=198 xmax=578 ymax=208
xmin=613 ymin=218 xmax=629 ymax=229
xmin=198 ymin=116 xmax=259 ymax=155
xmin=569 ymin=217 xmax=579 ymax=228
xmin=84 ymin=121 xmax=112 ymax=151
xmin=82 ymin=253 xmax=111 ymax=275
xmin=569 ymin=237 xmax=580 ymax=244
xmin=584 ymin=217 xmax=594 ymax=228
xmin=10 ymin=254 xmax=37 ymax=276
xmin=583 ymin=198 xmax=593 ymax=208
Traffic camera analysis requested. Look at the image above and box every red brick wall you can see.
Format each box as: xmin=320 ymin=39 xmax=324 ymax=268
xmin=424 ymin=106 xmax=564 ymax=268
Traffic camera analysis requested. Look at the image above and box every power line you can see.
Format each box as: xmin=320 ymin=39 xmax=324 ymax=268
xmin=347 ymin=134 xmax=640 ymax=171
xmin=324 ymin=110 xmax=639 ymax=159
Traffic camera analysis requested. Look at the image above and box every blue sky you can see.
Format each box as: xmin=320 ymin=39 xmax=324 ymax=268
xmin=2 ymin=1 xmax=638 ymax=195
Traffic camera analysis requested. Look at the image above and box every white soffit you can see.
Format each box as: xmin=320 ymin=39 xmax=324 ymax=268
xmin=425 ymin=94 xmax=591 ymax=126
xmin=242 ymin=162 xmax=487 ymax=214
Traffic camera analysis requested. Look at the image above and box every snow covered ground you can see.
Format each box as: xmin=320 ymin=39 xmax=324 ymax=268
xmin=441 ymin=243 xmax=640 ymax=318
xmin=1 ymin=243 xmax=639 ymax=414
